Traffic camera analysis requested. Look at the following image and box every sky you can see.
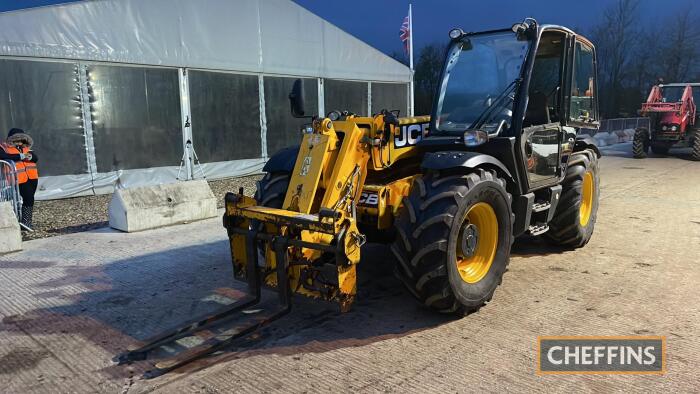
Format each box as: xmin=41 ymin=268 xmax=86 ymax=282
xmin=0 ymin=0 xmax=695 ymax=57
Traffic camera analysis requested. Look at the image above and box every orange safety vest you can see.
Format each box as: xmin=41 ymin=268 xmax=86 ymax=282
xmin=0 ymin=143 xmax=38 ymax=184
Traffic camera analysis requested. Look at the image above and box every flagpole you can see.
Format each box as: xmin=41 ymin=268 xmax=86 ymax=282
xmin=408 ymin=3 xmax=415 ymax=116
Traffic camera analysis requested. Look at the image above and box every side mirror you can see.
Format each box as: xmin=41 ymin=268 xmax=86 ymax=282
xmin=289 ymin=79 xmax=306 ymax=118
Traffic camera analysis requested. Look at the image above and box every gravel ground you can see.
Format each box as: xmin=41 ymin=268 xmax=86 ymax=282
xmin=23 ymin=175 xmax=262 ymax=241
xmin=207 ymin=174 xmax=262 ymax=208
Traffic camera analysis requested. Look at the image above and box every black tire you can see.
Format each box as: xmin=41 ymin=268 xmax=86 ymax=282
xmin=252 ymin=172 xmax=291 ymax=266
xmin=650 ymin=142 xmax=670 ymax=155
xmin=632 ymin=128 xmax=648 ymax=158
xmin=390 ymin=169 xmax=513 ymax=315
xmin=254 ymin=172 xmax=290 ymax=209
xmin=692 ymin=133 xmax=700 ymax=161
xmin=546 ymin=149 xmax=600 ymax=248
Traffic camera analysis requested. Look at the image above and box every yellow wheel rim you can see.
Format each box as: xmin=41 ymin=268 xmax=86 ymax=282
xmin=580 ymin=171 xmax=594 ymax=227
xmin=456 ymin=202 xmax=499 ymax=284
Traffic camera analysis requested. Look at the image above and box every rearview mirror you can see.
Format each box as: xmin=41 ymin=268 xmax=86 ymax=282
xmin=289 ymin=79 xmax=306 ymax=118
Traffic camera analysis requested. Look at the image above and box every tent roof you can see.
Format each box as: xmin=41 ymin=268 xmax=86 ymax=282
xmin=0 ymin=0 xmax=410 ymax=82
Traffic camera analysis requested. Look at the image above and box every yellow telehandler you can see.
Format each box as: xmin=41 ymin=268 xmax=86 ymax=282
xmin=116 ymin=18 xmax=601 ymax=376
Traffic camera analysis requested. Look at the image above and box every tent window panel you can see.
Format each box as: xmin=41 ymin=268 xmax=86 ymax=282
xmin=264 ymin=77 xmax=318 ymax=156
xmin=324 ymin=79 xmax=368 ymax=116
xmin=0 ymin=59 xmax=86 ymax=176
xmin=371 ymin=83 xmax=409 ymax=116
xmin=189 ymin=71 xmax=261 ymax=162
xmin=87 ymin=65 xmax=182 ymax=172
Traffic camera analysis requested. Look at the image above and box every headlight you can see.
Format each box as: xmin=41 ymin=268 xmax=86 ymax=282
xmin=671 ymin=125 xmax=678 ymax=131
xmin=662 ymin=125 xmax=668 ymax=131
xmin=463 ymin=130 xmax=488 ymax=147
xmin=449 ymin=28 xmax=464 ymax=40
xmin=301 ymin=125 xmax=314 ymax=134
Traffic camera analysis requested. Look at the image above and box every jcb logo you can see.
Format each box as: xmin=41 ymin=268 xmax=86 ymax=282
xmin=358 ymin=191 xmax=379 ymax=207
xmin=394 ymin=123 xmax=430 ymax=149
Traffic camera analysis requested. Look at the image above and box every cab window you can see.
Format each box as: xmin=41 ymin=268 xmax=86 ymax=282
xmin=569 ymin=41 xmax=597 ymax=123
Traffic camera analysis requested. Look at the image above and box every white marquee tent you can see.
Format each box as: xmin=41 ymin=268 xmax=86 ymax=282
xmin=0 ymin=0 xmax=411 ymax=199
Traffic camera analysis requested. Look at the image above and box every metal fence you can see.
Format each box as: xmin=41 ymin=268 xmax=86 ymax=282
xmin=0 ymin=160 xmax=21 ymax=220
xmin=598 ymin=117 xmax=651 ymax=134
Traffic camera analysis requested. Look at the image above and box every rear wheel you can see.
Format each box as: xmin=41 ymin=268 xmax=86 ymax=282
xmin=255 ymin=172 xmax=290 ymax=209
xmin=632 ymin=128 xmax=648 ymax=158
xmin=546 ymin=149 xmax=600 ymax=248
xmin=391 ymin=169 xmax=512 ymax=315
xmin=253 ymin=172 xmax=291 ymax=259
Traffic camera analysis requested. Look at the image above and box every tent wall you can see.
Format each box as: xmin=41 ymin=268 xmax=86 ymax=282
xmin=0 ymin=0 xmax=411 ymax=83
xmin=0 ymin=59 xmax=87 ymax=176
xmin=0 ymin=56 xmax=409 ymax=200
xmin=0 ymin=0 xmax=412 ymax=200
xmin=86 ymin=64 xmax=183 ymax=172
xmin=264 ymin=77 xmax=319 ymax=156
xmin=188 ymin=70 xmax=262 ymax=163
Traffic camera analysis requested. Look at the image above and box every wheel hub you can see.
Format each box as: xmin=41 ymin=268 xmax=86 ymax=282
xmin=460 ymin=223 xmax=479 ymax=257
xmin=456 ymin=202 xmax=499 ymax=284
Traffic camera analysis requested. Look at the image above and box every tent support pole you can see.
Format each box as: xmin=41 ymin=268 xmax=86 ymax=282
xmin=178 ymin=68 xmax=193 ymax=180
xmin=77 ymin=63 xmax=99 ymax=193
xmin=258 ymin=75 xmax=268 ymax=160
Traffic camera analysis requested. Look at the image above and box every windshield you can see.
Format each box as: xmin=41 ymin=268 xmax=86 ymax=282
xmin=661 ymin=86 xmax=685 ymax=103
xmin=434 ymin=31 xmax=529 ymax=134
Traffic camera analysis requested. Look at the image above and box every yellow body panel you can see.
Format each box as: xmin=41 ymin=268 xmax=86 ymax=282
xmin=224 ymin=113 xmax=432 ymax=311
xmin=284 ymin=131 xmax=333 ymax=212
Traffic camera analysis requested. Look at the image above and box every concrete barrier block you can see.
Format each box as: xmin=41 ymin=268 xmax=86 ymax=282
xmin=109 ymin=180 xmax=217 ymax=232
xmin=614 ymin=129 xmax=628 ymax=142
xmin=0 ymin=202 xmax=22 ymax=254
xmin=594 ymin=132 xmax=609 ymax=146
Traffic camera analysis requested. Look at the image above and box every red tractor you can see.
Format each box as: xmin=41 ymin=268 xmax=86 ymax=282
xmin=633 ymin=83 xmax=699 ymax=160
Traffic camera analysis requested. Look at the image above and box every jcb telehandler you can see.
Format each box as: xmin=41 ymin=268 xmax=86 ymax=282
xmin=633 ymin=82 xmax=699 ymax=160
xmin=116 ymin=19 xmax=601 ymax=376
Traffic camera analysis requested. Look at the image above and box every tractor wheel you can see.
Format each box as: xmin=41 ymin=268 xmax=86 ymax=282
xmin=546 ymin=149 xmax=600 ymax=248
xmin=254 ymin=172 xmax=290 ymax=208
xmin=650 ymin=142 xmax=670 ymax=155
xmin=632 ymin=128 xmax=649 ymax=158
xmin=692 ymin=133 xmax=700 ymax=161
xmin=391 ymin=169 xmax=513 ymax=315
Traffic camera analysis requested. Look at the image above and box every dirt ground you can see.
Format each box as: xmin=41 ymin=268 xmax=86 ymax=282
xmin=0 ymin=143 xmax=698 ymax=393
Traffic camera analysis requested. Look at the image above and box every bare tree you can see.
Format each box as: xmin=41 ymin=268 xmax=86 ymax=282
xmin=657 ymin=7 xmax=700 ymax=82
xmin=590 ymin=0 xmax=641 ymax=117
xmin=413 ymin=43 xmax=445 ymax=115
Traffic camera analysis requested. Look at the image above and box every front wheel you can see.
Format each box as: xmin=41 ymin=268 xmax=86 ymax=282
xmin=546 ymin=149 xmax=600 ymax=248
xmin=391 ymin=169 xmax=512 ymax=315
xmin=632 ymin=128 xmax=649 ymax=158
xmin=691 ymin=133 xmax=700 ymax=161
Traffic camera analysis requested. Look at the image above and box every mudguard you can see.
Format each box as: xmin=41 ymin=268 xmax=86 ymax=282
xmin=421 ymin=151 xmax=513 ymax=182
xmin=262 ymin=146 xmax=299 ymax=173
xmin=575 ymin=136 xmax=601 ymax=157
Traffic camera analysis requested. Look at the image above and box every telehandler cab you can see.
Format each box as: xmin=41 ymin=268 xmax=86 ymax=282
xmin=116 ymin=18 xmax=601 ymax=376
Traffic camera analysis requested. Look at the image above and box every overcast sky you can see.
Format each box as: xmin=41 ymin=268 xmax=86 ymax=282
xmin=1 ymin=0 xmax=695 ymax=56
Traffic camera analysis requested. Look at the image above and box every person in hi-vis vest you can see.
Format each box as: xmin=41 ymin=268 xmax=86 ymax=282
xmin=0 ymin=128 xmax=39 ymax=230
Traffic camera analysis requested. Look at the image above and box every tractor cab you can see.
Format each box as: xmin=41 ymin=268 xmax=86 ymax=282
xmin=634 ymin=82 xmax=698 ymax=159
xmin=425 ymin=19 xmax=599 ymax=193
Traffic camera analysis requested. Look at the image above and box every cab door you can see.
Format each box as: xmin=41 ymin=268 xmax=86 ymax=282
xmin=522 ymin=123 xmax=562 ymax=186
xmin=521 ymin=30 xmax=568 ymax=188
